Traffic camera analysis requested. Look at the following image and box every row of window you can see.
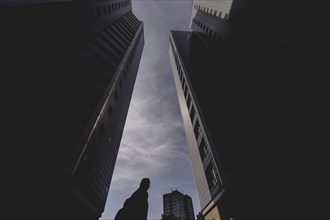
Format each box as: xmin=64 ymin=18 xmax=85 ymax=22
xmin=91 ymin=0 xmax=130 ymax=18
xmin=81 ymin=25 xmax=143 ymax=200
xmin=173 ymin=50 xmax=196 ymax=126
xmin=87 ymin=17 xmax=142 ymax=158
xmin=172 ymin=43 xmax=210 ymax=161
xmin=192 ymin=18 xmax=222 ymax=42
xmin=171 ymin=36 xmax=222 ymax=193
xmin=193 ymin=4 xmax=229 ymax=20
xmin=66 ymin=11 xmax=141 ymax=90
xmin=192 ymin=112 xmax=221 ymax=191
xmin=170 ymin=36 xmax=219 ymax=204
xmin=74 ymin=28 xmax=142 ymax=210
xmin=205 ymin=160 xmax=219 ymax=190
xmin=71 ymin=12 xmax=142 ymax=211
xmin=102 ymin=23 xmax=142 ymax=127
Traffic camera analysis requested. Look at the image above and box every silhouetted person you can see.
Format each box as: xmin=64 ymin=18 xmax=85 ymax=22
xmin=114 ymin=178 xmax=150 ymax=220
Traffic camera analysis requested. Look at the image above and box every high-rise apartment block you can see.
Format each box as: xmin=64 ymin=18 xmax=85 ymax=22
xmin=169 ymin=0 xmax=329 ymax=219
xmin=162 ymin=190 xmax=195 ymax=220
xmin=1 ymin=0 xmax=144 ymax=219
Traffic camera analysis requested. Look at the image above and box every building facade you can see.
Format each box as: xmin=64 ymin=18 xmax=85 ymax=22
xmin=1 ymin=0 xmax=144 ymax=219
xmin=162 ymin=190 xmax=195 ymax=220
xmin=169 ymin=30 xmax=233 ymax=220
xmin=169 ymin=0 xmax=329 ymax=219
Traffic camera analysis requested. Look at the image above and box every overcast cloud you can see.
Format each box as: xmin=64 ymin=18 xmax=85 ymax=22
xmin=100 ymin=0 xmax=200 ymax=219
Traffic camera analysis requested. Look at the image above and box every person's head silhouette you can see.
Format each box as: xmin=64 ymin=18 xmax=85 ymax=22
xmin=140 ymin=178 xmax=150 ymax=191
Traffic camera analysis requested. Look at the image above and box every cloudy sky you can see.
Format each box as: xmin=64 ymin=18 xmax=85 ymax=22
xmin=100 ymin=1 xmax=200 ymax=219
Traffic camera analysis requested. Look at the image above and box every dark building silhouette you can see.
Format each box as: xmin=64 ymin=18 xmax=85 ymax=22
xmin=162 ymin=190 xmax=195 ymax=220
xmin=1 ymin=0 xmax=144 ymax=219
xmin=169 ymin=0 xmax=329 ymax=219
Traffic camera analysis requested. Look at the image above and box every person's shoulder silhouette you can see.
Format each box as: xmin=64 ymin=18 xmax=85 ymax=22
xmin=114 ymin=198 xmax=132 ymax=220
xmin=114 ymin=178 xmax=150 ymax=220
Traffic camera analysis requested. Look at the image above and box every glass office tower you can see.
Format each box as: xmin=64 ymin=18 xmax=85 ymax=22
xmin=162 ymin=190 xmax=195 ymax=220
xmin=1 ymin=0 xmax=144 ymax=219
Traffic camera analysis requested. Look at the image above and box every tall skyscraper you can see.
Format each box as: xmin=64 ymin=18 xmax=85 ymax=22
xmin=169 ymin=0 xmax=329 ymax=219
xmin=162 ymin=190 xmax=195 ymax=220
xmin=1 ymin=0 xmax=144 ymax=219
